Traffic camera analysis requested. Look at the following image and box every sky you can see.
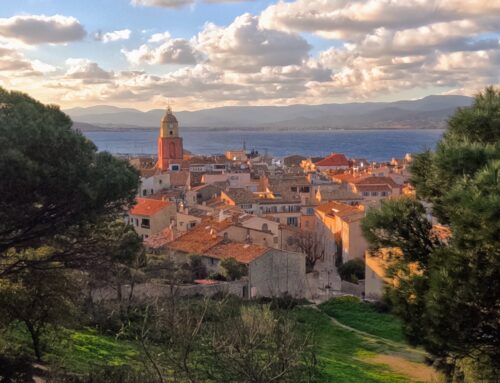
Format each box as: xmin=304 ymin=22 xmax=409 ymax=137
xmin=0 ymin=0 xmax=499 ymax=111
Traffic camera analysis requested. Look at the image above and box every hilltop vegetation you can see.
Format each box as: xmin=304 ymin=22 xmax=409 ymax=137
xmin=362 ymin=87 xmax=500 ymax=382
xmin=1 ymin=297 xmax=436 ymax=383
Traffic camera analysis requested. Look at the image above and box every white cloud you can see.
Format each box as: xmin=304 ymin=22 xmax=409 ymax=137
xmin=149 ymin=31 xmax=171 ymax=43
xmin=195 ymin=13 xmax=310 ymax=72
xmin=131 ymin=0 xmax=253 ymax=7
xmin=0 ymin=14 xmax=86 ymax=45
xmin=122 ymin=34 xmax=198 ymax=65
xmin=131 ymin=0 xmax=194 ymax=8
xmin=95 ymin=29 xmax=131 ymax=43
xmin=65 ymin=58 xmax=113 ymax=82
xmin=31 ymin=59 xmax=58 ymax=73
xmin=260 ymin=0 xmax=500 ymax=39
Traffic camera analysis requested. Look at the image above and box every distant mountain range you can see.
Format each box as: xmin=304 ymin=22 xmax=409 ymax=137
xmin=65 ymin=95 xmax=473 ymax=131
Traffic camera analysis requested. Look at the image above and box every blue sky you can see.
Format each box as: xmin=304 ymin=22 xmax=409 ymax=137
xmin=0 ymin=0 xmax=498 ymax=110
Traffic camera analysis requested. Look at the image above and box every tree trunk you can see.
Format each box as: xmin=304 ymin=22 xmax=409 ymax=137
xmin=26 ymin=323 xmax=42 ymax=361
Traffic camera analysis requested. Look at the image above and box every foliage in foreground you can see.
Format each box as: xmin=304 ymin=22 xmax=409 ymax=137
xmin=320 ymin=296 xmax=404 ymax=343
xmin=362 ymin=86 xmax=500 ymax=382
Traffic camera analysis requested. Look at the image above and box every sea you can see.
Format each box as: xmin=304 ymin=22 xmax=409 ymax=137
xmin=82 ymin=128 xmax=444 ymax=163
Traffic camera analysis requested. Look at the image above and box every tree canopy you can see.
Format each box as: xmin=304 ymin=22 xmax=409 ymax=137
xmin=0 ymin=87 xmax=139 ymax=274
xmin=362 ymin=86 xmax=500 ymax=382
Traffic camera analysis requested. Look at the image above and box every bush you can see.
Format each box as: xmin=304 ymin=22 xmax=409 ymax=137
xmin=338 ymin=259 xmax=365 ymax=283
xmin=256 ymin=294 xmax=310 ymax=310
xmin=208 ymin=272 xmax=227 ymax=281
xmin=189 ymin=255 xmax=208 ymax=280
xmin=221 ymin=258 xmax=247 ymax=281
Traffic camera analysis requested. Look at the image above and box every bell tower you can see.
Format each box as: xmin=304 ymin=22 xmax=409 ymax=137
xmin=158 ymin=106 xmax=183 ymax=171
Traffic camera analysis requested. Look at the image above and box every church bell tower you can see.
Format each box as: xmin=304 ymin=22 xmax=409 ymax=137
xmin=158 ymin=106 xmax=184 ymax=171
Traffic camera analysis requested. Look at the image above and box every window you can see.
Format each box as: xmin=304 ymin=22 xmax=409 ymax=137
xmin=262 ymin=223 xmax=269 ymax=231
xmin=287 ymin=217 xmax=298 ymax=226
xmin=210 ymin=258 xmax=215 ymax=265
xmin=291 ymin=186 xmax=297 ymax=192
xmin=159 ymin=179 xmax=162 ymax=185
xmin=362 ymin=192 xmax=369 ymax=197
xmin=142 ymin=189 xmax=147 ymax=196
xmin=371 ymin=191 xmax=378 ymax=196
xmin=141 ymin=218 xmax=150 ymax=229
xmin=273 ymin=236 xmax=278 ymax=244
xmin=381 ymin=191 xmax=387 ymax=197
xmin=151 ymin=189 xmax=154 ymax=194
xmin=306 ymin=207 xmax=314 ymax=215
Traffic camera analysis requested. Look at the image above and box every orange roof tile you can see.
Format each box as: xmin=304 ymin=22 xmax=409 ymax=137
xmin=351 ymin=176 xmax=399 ymax=188
xmin=355 ymin=184 xmax=392 ymax=192
xmin=315 ymin=201 xmax=364 ymax=220
xmin=130 ymin=198 xmax=172 ymax=217
xmin=205 ymin=242 xmax=269 ymax=264
xmin=315 ymin=153 xmax=349 ymax=167
xmin=194 ymin=279 xmax=219 ymax=285
xmin=144 ymin=227 xmax=176 ymax=250
xmin=166 ymin=218 xmax=232 ymax=254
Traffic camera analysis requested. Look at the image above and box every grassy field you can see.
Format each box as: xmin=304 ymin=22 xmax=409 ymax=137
xmin=0 ymin=324 xmax=143 ymax=374
xmin=1 ymin=300 xmax=437 ymax=382
xmin=294 ymin=307 xmax=435 ymax=383
xmin=319 ymin=296 xmax=406 ymax=343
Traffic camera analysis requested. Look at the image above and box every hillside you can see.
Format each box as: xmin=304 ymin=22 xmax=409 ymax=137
xmin=65 ymin=95 xmax=472 ymax=130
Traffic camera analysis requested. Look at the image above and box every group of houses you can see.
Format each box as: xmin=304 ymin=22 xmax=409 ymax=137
xmin=125 ymin=107 xmax=417 ymax=301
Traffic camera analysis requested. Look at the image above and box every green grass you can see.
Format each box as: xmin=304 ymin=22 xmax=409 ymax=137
xmin=293 ymin=307 xmax=428 ymax=383
xmin=319 ymin=297 xmax=406 ymax=343
xmin=1 ymin=304 xmax=428 ymax=382
xmin=0 ymin=323 xmax=143 ymax=374
xmin=47 ymin=329 xmax=142 ymax=373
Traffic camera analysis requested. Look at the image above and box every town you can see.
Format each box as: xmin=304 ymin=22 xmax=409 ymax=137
xmin=0 ymin=0 xmax=498 ymax=379
xmin=120 ymin=105 xmax=422 ymax=302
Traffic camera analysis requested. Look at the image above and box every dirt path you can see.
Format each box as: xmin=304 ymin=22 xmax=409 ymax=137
xmin=366 ymin=354 xmax=438 ymax=382
xmin=307 ymin=304 xmax=439 ymax=382
xmin=326 ymin=314 xmax=427 ymax=357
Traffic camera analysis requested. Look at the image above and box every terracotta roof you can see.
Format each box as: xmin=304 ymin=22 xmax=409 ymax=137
xmin=331 ymin=173 xmax=365 ymax=183
xmin=355 ymin=184 xmax=392 ymax=192
xmin=194 ymin=279 xmax=219 ymax=285
xmin=351 ymin=176 xmax=399 ymax=188
xmin=222 ymin=188 xmax=257 ymax=205
xmin=315 ymin=201 xmax=364 ymax=220
xmin=166 ymin=218 xmax=232 ymax=254
xmin=315 ymin=153 xmax=349 ymax=167
xmin=144 ymin=227 xmax=176 ymax=249
xmin=140 ymin=168 xmax=161 ymax=178
xmin=169 ymin=170 xmax=190 ymax=187
xmin=205 ymin=242 xmax=269 ymax=264
xmin=130 ymin=198 xmax=172 ymax=217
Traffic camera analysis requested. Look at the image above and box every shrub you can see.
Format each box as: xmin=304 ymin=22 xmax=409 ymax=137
xmin=338 ymin=259 xmax=365 ymax=283
xmin=221 ymin=258 xmax=247 ymax=281
xmin=189 ymin=255 xmax=208 ymax=280
xmin=208 ymin=272 xmax=227 ymax=281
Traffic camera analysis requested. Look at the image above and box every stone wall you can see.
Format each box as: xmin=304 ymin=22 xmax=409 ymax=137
xmin=92 ymin=280 xmax=248 ymax=303
xmin=340 ymin=280 xmax=365 ymax=297
xmin=248 ymin=249 xmax=306 ymax=298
